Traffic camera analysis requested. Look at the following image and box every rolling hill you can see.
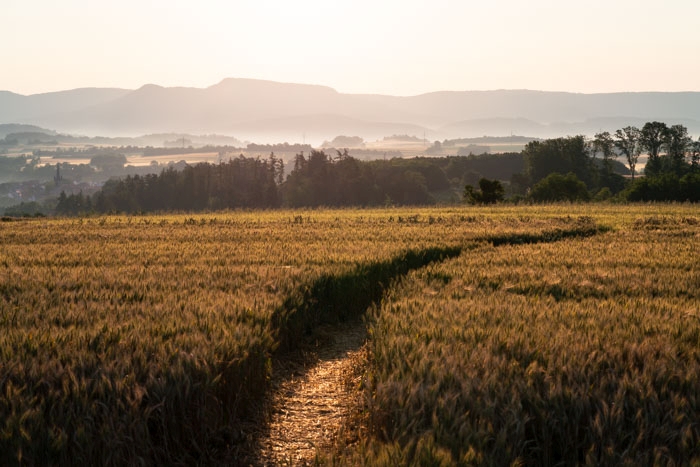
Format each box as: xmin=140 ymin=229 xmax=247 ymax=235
xmin=2 ymin=79 xmax=699 ymax=143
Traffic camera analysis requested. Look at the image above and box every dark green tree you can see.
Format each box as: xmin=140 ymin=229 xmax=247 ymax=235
xmin=523 ymin=136 xmax=593 ymax=187
xmin=614 ymin=126 xmax=641 ymax=179
xmin=691 ymin=139 xmax=700 ymax=172
xmin=394 ymin=170 xmax=429 ymax=205
xmin=665 ymin=124 xmax=692 ymax=176
xmin=269 ymin=152 xmax=285 ymax=185
xmin=55 ymin=191 xmax=92 ymax=215
xmin=592 ymin=131 xmax=616 ymax=175
xmin=591 ymin=132 xmax=626 ymax=193
xmin=626 ymin=172 xmax=700 ymax=202
xmin=529 ymin=172 xmax=590 ymax=202
xmin=640 ymin=121 xmax=668 ymax=177
xmin=463 ymin=178 xmax=505 ymax=204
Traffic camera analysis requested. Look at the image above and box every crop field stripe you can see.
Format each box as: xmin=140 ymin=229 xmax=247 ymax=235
xmin=257 ymin=220 xmax=609 ymax=463
xmin=270 ymin=246 xmax=461 ymax=354
xmin=268 ymin=220 xmax=607 ymax=356
xmin=479 ymin=221 xmax=610 ymax=246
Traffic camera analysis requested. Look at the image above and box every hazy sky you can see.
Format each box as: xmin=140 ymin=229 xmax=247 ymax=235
xmin=3 ymin=0 xmax=700 ymax=96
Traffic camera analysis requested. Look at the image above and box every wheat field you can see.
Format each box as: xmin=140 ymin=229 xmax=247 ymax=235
xmin=1 ymin=205 xmax=697 ymax=465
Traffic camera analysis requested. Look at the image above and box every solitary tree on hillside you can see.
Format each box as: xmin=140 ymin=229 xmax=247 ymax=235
xmin=614 ymin=126 xmax=642 ymax=179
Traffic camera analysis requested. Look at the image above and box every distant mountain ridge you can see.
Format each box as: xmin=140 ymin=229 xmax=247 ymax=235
xmin=0 ymin=123 xmax=57 ymax=139
xmin=1 ymin=79 xmax=699 ymax=143
xmin=0 ymin=88 xmax=130 ymax=122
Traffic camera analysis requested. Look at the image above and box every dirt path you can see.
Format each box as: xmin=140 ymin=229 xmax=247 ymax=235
xmin=253 ymin=321 xmax=367 ymax=466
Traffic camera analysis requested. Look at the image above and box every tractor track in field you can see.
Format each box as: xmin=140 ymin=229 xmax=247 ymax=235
xmin=239 ymin=222 xmax=606 ymax=465
xmin=247 ymin=320 xmax=368 ymax=466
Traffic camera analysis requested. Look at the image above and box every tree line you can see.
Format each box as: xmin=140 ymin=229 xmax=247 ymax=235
xmin=511 ymin=122 xmax=699 ymax=203
xmin=88 ymin=155 xmax=282 ymax=213
xmin=51 ymin=122 xmax=699 ymax=215
xmin=55 ymin=151 xmax=465 ymax=214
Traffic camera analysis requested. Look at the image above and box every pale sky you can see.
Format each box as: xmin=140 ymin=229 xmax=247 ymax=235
xmin=3 ymin=0 xmax=700 ymax=96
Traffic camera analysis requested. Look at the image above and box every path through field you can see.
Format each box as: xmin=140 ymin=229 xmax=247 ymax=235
xmin=254 ymin=321 xmax=367 ymax=466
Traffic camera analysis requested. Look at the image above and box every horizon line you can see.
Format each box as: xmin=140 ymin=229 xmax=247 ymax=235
xmin=3 ymin=77 xmax=700 ymax=98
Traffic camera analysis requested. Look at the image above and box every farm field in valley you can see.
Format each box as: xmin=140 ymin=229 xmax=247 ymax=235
xmin=0 ymin=204 xmax=698 ymax=465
